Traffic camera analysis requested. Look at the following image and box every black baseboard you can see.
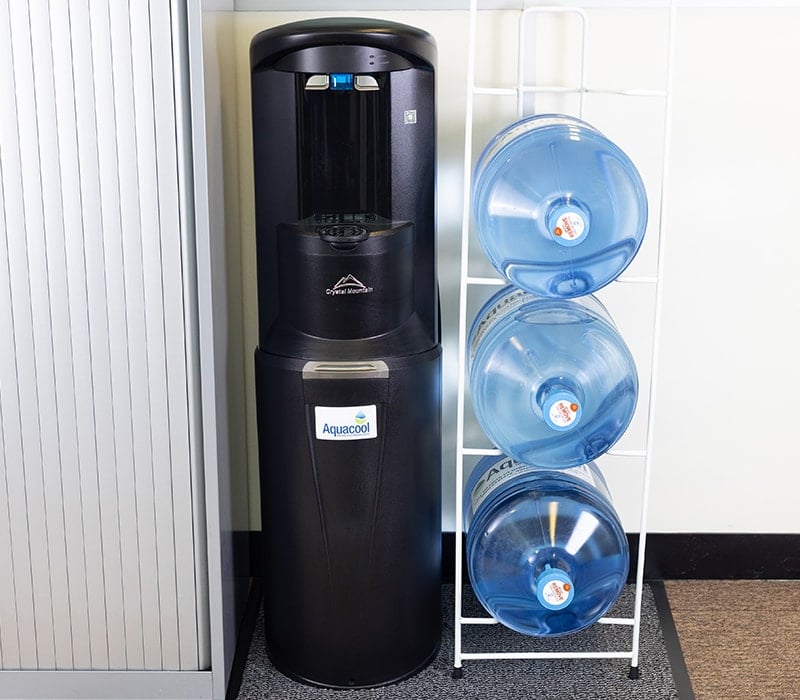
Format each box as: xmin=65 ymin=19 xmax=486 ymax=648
xmin=633 ymin=532 xmax=800 ymax=580
xmin=650 ymin=580 xmax=696 ymax=699
xmin=236 ymin=531 xmax=800 ymax=581
xmin=226 ymin=578 xmax=264 ymax=700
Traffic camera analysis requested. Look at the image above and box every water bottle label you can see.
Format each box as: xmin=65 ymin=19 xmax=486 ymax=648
xmin=540 ymin=578 xmax=573 ymax=609
xmin=470 ymin=456 xmax=601 ymax=513
xmin=314 ymin=405 xmax=378 ymax=441
xmin=478 ymin=115 xmax=594 ymax=168
xmin=552 ymin=211 xmax=586 ymax=244
xmin=546 ymin=396 xmax=581 ymax=430
xmin=469 ymin=288 xmax=534 ymax=361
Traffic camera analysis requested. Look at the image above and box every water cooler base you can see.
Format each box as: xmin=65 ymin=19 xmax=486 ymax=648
xmin=255 ymin=346 xmax=442 ymax=689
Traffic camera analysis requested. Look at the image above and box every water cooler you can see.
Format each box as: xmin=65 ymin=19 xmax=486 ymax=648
xmin=250 ymin=19 xmax=442 ymax=689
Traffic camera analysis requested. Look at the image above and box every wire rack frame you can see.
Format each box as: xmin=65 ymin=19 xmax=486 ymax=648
xmin=452 ymin=0 xmax=677 ymax=680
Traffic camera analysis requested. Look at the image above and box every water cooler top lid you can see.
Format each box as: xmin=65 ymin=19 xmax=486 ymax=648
xmin=250 ymin=17 xmax=437 ymax=72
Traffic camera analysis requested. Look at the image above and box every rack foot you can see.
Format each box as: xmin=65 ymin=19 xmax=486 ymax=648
xmin=452 ymin=666 xmax=464 ymax=680
xmin=628 ymin=665 xmax=640 ymax=680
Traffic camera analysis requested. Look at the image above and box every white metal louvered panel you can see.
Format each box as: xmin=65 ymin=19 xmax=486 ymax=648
xmin=0 ymin=0 xmax=208 ymax=673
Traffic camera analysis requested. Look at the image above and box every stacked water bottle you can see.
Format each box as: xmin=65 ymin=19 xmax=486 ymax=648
xmin=465 ymin=115 xmax=648 ymax=636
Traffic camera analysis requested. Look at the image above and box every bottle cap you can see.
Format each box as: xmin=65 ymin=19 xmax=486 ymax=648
xmin=547 ymin=204 xmax=589 ymax=247
xmin=536 ymin=564 xmax=575 ymax=610
xmin=542 ymin=390 xmax=582 ymax=431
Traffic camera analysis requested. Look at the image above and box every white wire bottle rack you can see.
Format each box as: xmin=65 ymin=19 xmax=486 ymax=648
xmin=452 ymin=0 xmax=676 ymax=680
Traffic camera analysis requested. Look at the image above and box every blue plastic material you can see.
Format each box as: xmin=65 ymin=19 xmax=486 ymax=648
xmin=472 ymin=114 xmax=648 ymax=298
xmin=469 ymin=286 xmax=638 ymax=468
xmin=464 ymin=455 xmax=629 ymax=636
xmin=329 ymin=73 xmax=354 ymax=90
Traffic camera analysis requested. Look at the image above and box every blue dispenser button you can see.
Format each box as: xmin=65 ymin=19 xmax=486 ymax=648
xmin=329 ymin=73 xmax=354 ymax=91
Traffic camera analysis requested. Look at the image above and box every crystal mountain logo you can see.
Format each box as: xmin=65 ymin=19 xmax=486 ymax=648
xmin=325 ymin=274 xmax=374 ymax=296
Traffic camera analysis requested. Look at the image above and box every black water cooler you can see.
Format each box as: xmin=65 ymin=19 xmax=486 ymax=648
xmin=250 ymin=19 xmax=441 ymax=689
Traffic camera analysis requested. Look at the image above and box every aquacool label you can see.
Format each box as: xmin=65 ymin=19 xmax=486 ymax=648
xmin=469 ymin=456 xmax=603 ymax=513
xmin=314 ymin=405 xmax=377 ymax=441
xmin=470 ymin=458 xmax=532 ymax=513
xmin=469 ymin=288 xmax=535 ymax=361
xmin=478 ymin=116 xmax=593 ymax=168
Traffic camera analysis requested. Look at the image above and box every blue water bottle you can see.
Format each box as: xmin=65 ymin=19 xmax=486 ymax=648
xmin=469 ymin=286 xmax=638 ymax=468
xmin=473 ymin=114 xmax=648 ymax=298
xmin=464 ymin=455 xmax=629 ymax=636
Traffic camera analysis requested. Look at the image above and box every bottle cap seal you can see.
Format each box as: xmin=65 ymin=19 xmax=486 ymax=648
xmin=536 ymin=565 xmax=575 ymax=610
xmin=543 ymin=390 xmax=582 ymax=431
xmin=548 ymin=205 xmax=588 ymax=247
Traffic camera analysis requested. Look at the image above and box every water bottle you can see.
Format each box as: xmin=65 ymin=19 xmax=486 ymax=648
xmin=464 ymin=455 xmax=629 ymax=636
xmin=469 ymin=286 xmax=637 ymax=468
xmin=472 ymin=114 xmax=648 ymax=298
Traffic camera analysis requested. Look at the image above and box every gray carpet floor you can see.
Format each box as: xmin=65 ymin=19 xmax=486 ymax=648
xmin=235 ymin=583 xmax=682 ymax=699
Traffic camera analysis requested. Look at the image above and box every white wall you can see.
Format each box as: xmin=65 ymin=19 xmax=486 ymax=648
xmin=205 ymin=5 xmax=800 ymax=535
xmin=649 ymin=6 xmax=800 ymax=532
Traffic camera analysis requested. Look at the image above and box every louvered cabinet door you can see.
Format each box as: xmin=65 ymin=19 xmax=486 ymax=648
xmin=0 ymin=0 xmax=209 ymax=672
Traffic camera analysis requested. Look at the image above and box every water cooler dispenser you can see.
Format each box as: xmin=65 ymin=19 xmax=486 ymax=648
xmin=250 ymin=19 xmax=442 ymax=689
